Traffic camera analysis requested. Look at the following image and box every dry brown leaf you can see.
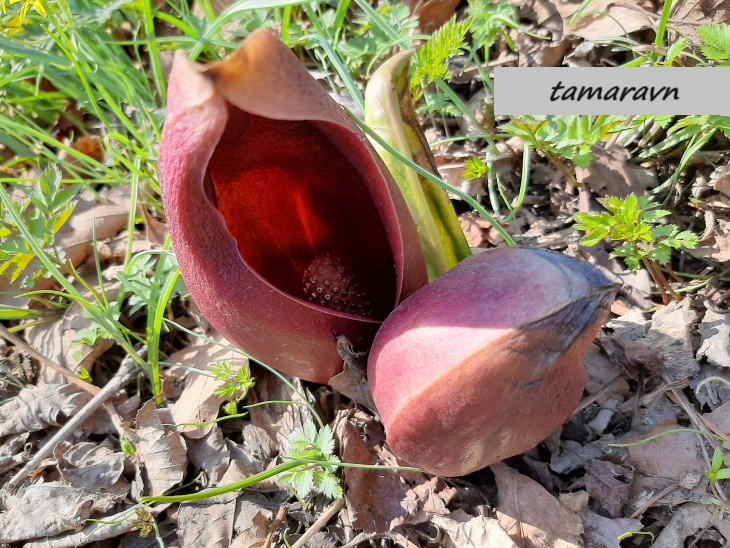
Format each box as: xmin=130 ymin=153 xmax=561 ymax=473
xmin=56 ymin=186 xmax=130 ymax=267
xmin=338 ymin=417 xmax=411 ymax=533
xmin=704 ymin=401 xmax=730 ymax=433
xmin=246 ymin=364 xmax=310 ymax=454
xmin=431 ymin=511 xmax=518 ymax=548
xmin=141 ymin=206 xmax=169 ymax=245
xmin=0 ymin=433 xmax=30 ymax=474
xmin=458 ymin=212 xmax=508 ymax=249
xmin=644 ymin=299 xmax=700 ymax=380
xmin=223 ymin=425 xmax=281 ymax=492
xmin=670 ymin=0 xmax=730 ymax=43
xmin=25 ymin=274 xmax=120 ymax=384
xmin=0 ymin=383 xmax=91 ymax=437
xmin=172 ymin=374 xmax=229 ymax=439
xmin=168 ymin=333 xmax=246 ymax=439
xmin=410 ymin=476 xmax=457 ymax=516
xmin=653 ymin=502 xmax=730 ymax=548
xmin=509 ymin=0 xmax=562 ymax=30
xmin=582 ymin=345 xmax=630 ymax=399
xmin=709 ymin=166 xmax=730 ymax=198
xmin=178 ymin=492 xmax=237 ymax=547
xmin=401 ymin=0 xmax=460 ymax=32
xmin=559 ymin=490 xmax=590 ymax=513
xmin=73 ymin=136 xmax=104 ymax=163
xmin=625 ymin=423 xmax=707 ymax=483
xmin=575 ymin=146 xmax=655 ymax=198
xmin=697 ymin=310 xmax=730 ymax=369
xmin=231 ymin=491 xmax=279 ymax=547
xmin=128 ymin=399 xmax=187 ymax=497
xmin=554 ymin=0 xmax=654 ymax=41
xmin=54 ymin=440 xmax=126 ymax=491
xmin=187 ymin=424 xmax=231 ymax=484
xmin=598 ymin=335 xmax=664 ymax=380
xmin=584 ymin=460 xmax=634 ymax=519
xmin=579 ymin=511 xmax=643 ymax=548
xmin=0 ymin=482 xmax=96 ymax=543
xmin=690 ymin=218 xmax=730 ymax=263
xmin=493 ymin=462 xmax=583 ymax=548
xmin=550 ymin=440 xmax=604 ymax=475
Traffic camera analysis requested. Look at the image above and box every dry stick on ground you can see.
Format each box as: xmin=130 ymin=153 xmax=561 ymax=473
xmin=0 ymin=323 xmax=127 ymax=439
xmin=0 ymin=324 xmax=101 ymax=395
xmin=629 ymin=483 xmax=680 ymax=520
xmin=663 ymin=375 xmax=730 ymax=504
xmin=263 ymin=505 xmax=289 ymax=548
xmin=342 ymin=532 xmax=390 ymax=548
xmin=572 ymin=375 xmax=624 ymax=416
xmin=6 ymin=353 xmax=139 ymax=490
xmin=22 ymin=503 xmax=170 ymax=548
xmin=291 ymin=498 xmax=346 ymax=548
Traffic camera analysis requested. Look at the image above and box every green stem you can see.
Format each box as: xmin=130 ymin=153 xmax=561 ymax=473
xmin=348 ymin=109 xmax=516 ymax=246
xmin=141 ymin=460 xmax=304 ymax=503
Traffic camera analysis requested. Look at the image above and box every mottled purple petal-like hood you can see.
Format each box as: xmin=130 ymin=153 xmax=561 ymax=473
xmin=159 ymin=30 xmax=428 ymax=383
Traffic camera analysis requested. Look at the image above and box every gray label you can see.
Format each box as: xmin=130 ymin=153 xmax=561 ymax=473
xmin=494 ymin=67 xmax=730 ymax=115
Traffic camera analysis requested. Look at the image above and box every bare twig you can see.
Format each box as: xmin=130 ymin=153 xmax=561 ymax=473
xmin=23 ymin=504 xmax=169 ymax=548
xmin=6 ymin=354 xmax=139 ymax=490
xmin=664 ymin=375 xmax=730 ymax=504
xmin=291 ymin=498 xmax=346 ymax=548
xmin=263 ymin=505 xmax=288 ymax=548
xmin=0 ymin=324 xmax=100 ymax=395
xmin=573 ymin=375 xmax=624 ymax=416
xmin=629 ymin=484 xmax=679 ymax=520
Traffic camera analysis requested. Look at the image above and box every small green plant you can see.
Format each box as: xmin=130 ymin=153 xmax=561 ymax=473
xmin=1 ymin=0 xmax=47 ymax=35
xmin=71 ymin=308 xmax=120 ymax=358
xmin=410 ymin=16 xmax=471 ymax=102
xmin=574 ymin=194 xmax=698 ymax=302
xmin=117 ymin=252 xmax=185 ymax=317
xmin=129 ymin=507 xmax=156 ymax=538
xmin=78 ymin=367 xmax=93 ymax=382
xmin=468 ymin=0 xmax=519 ymax=54
xmin=338 ymin=3 xmax=417 ymax=77
xmin=210 ymin=360 xmax=255 ymax=403
xmin=463 ymin=157 xmax=488 ymax=181
xmin=698 ymin=23 xmax=730 ymax=65
xmin=279 ymin=423 xmax=343 ymax=502
xmin=0 ymin=164 xmax=81 ymax=287
xmin=502 ymin=116 xmax=625 ymax=183
xmin=706 ymin=445 xmax=730 ymax=484
xmin=120 ymin=436 xmax=137 ymax=457
xmin=142 ymin=422 xmax=355 ymax=505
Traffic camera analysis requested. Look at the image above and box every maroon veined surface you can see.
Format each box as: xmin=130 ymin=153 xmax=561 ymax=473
xmin=159 ymin=30 xmax=428 ymax=383
xmin=368 ymin=247 xmax=617 ymax=476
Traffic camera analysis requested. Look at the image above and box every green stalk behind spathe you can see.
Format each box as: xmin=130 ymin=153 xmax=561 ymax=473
xmin=365 ymin=51 xmax=471 ymax=281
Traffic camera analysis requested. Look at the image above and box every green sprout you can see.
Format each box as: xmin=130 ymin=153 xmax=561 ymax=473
xmin=279 ymin=423 xmax=343 ymax=502
xmin=210 ymin=360 xmax=255 ymax=402
xmin=0 ymin=164 xmax=81 ymax=287
xmin=463 ymin=157 xmax=489 ymax=181
xmin=574 ymin=194 xmax=698 ymax=303
xmin=706 ymin=445 xmax=730 ymax=484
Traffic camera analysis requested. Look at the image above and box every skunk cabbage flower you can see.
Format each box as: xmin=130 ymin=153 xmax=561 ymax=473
xmin=368 ymin=247 xmax=618 ymax=477
xmin=159 ymin=30 xmax=428 ymax=383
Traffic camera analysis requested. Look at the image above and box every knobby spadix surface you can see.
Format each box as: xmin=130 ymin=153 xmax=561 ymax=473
xmin=159 ymin=29 xmax=428 ymax=383
xmin=368 ymin=247 xmax=618 ymax=477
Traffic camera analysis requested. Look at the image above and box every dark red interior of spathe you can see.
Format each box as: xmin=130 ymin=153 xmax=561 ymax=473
xmin=207 ymin=107 xmax=397 ymax=321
